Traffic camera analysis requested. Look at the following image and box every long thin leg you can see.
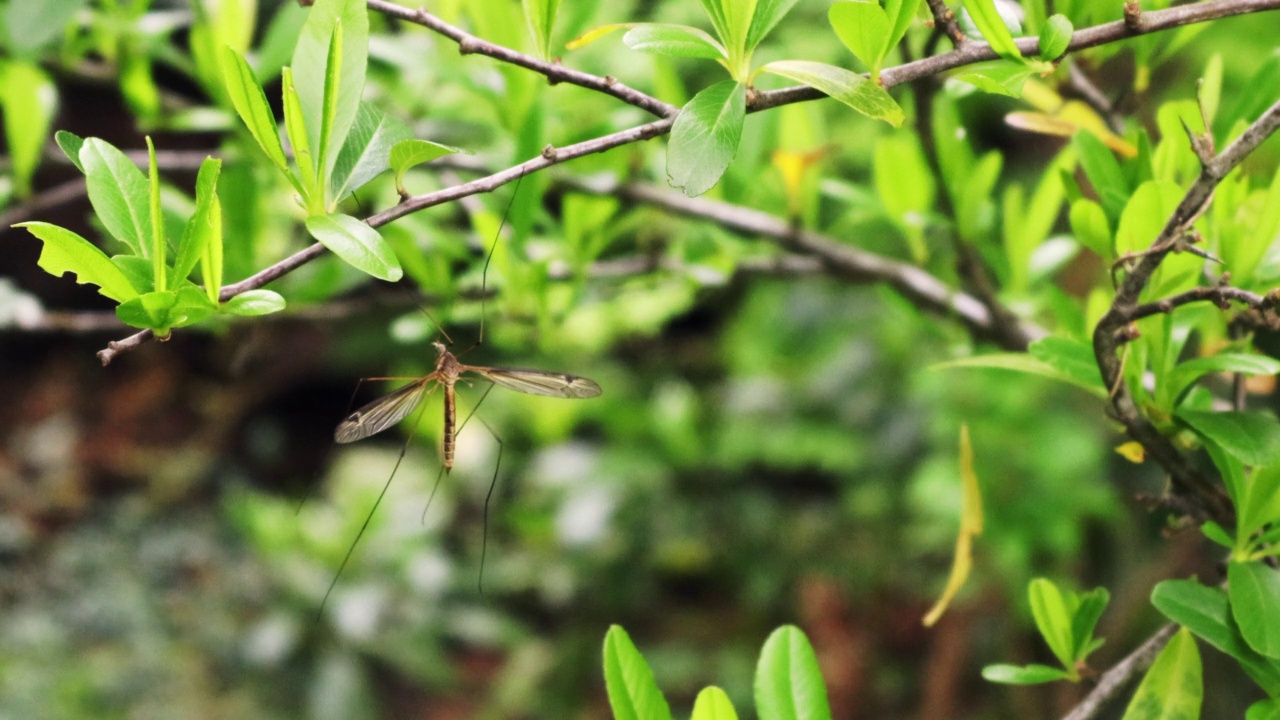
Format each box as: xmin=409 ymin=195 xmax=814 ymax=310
xmin=463 ymin=170 xmax=526 ymax=356
xmin=315 ymin=399 xmax=430 ymax=624
xmin=297 ymin=376 xmax=425 ymax=515
xmin=473 ymin=412 xmax=504 ymax=596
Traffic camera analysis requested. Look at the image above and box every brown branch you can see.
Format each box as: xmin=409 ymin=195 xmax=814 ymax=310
xmin=0 ymin=180 xmax=88 ymax=232
xmin=1061 ymin=624 xmax=1177 ymax=720
xmin=94 ymin=0 xmax=1280 ymax=363
xmin=567 ymin=177 xmax=1046 ymax=350
xmin=922 ymin=0 xmax=968 ymax=47
xmin=1092 ymin=98 xmax=1280 ymax=524
xmin=365 ymin=0 xmax=679 ymax=119
xmin=1065 ymin=62 xmax=1124 ymax=134
xmin=1124 ymin=284 xmax=1274 ymax=323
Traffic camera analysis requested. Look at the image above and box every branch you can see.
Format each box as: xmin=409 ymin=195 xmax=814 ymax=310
xmin=1092 ymin=97 xmax=1280 ymax=523
xmin=365 ymin=0 xmax=679 ymax=119
xmin=922 ymin=0 xmax=968 ymax=47
xmin=0 ymin=180 xmax=88 ymax=232
xmin=93 ymin=0 xmax=1280 ymax=363
xmin=1061 ymin=624 xmax=1178 ymax=720
xmin=568 ymin=177 xmax=1046 ymax=351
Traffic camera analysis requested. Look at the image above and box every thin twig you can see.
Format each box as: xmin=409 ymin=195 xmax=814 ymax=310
xmin=1066 ymin=63 xmax=1124 ymax=134
xmin=1061 ymin=625 xmax=1178 ymax=720
xmin=922 ymin=0 xmax=968 ymax=46
xmin=0 ymin=180 xmax=89 ymax=232
xmin=365 ymin=0 xmax=679 ymax=119
xmin=568 ymin=177 xmax=1045 ymax=350
xmin=1092 ymin=98 xmax=1280 ymax=524
xmin=94 ymin=0 xmax=1280 ymax=364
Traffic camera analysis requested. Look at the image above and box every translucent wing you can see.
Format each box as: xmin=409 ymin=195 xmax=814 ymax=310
xmin=334 ymin=378 xmax=433 ymax=443
xmin=466 ymin=366 xmax=603 ymax=399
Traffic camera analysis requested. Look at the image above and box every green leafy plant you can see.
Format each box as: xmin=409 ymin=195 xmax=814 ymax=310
xmin=602 ymin=624 xmax=833 ymax=720
xmin=15 ymin=133 xmax=284 ymax=336
xmin=218 ymin=0 xmax=460 ymax=282
xmin=982 ymin=578 xmax=1109 ymax=684
xmin=952 ymin=0 xmax=1072 ymax=97
xmin=572 ymin=0 xmax=908 ymax=197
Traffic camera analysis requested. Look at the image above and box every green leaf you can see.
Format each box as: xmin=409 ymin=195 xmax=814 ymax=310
xmin=1074 ymin=131 xmax=1129 ymax=224
xmin=145 ymin=138 xmax=167 ymax=293
xmin=331 ymin=103 xmax=414 ymax=202
xmin=1069 ymin=588 xmax=1110 ymax=661
xmin=305 ymin=213 xmax=403 ymax=282
xmin=718 ymin=0 xmax=759 ymax=62
xmin=690 ymin=687 xmax=739 ymax=720
xmin=1068 ymin=198 xmax=1112 ymax=257
xmin=221 ymin=289 xmax=287 ymax=317
xmin=1176 ymin=410 xmax=1280 ymax=467
xmin=55 ymin=130 xmax=86 ymax=174
xmin=316 ymin=18 xmax=345 ymax=199
xmin=1248 ymin=699 xmax=1280 ymax=720
xmin=115 ymin=290 xmax=178 ymax=332
xmin=0 ymin=61 xmax=56 ymax=197
xmin=873 ymin=132 xmax=934 ymax=261
xmin=666 ymin=81 xmax=747 ymax=198
xmin=282 ymin=66 xmax=317 ymax=196
xmin=884 ymin=0 xmax=922 ymax=52
xmin=1120 ymin=628 xmax=1202 ymax=720
xmin=931 ymin=353 xmax=1108 ymax=398
xmin=952 ymin=59 xmax=1037 ymax=98
xmin=116 ymin=287 xmax=218 ymax=334
xmin=15 ymin=222 xmax=140 ymax=303
xmin=962 ymin=0 xmax=1022 ymax=60
xmin=1151 ymin=580 xmax=1280 ymax=695
xmin=1029 ymin=336 xmax=1106 ymax=393
xmin=174 ymin=157 xmax=222 ymax=281
xmin=980 ymin=664 xmax=1073 ymax=684
xmin=1029 ymin=578 xmax=1076 ymax=669
xmin=1206 ymin=430 xmax=1246 ymax=513
xmin=390 ymin=139 xmax=461 ymax=194
xmin=758 ymin=61 xmax=903 ymax=126
xmin=4 ymin=0 xmax=86 ymax=56
xmin=622 ymin=24 xmax=728 ymax=59
xmin=745 ymin=0 xmax=800 ymax=52
xmin=220 ymin=47 xmax=292 ymax=173
xmin=1167 ymin=354 xmax=1280 ymax=408
xmin=80 ymin=138 xmax=153 ymax=258
xmin=1038 ymin=14 xmax=1073 ymax=59
xmin=202 ymin=194 xmax=224 ymax=303
xmin=291 ymin=0 xmax=367 ymax=179
xmin=754 ymin=625 xmax=833 ymax=720
xmin=1242 ymin=463 xmax=1280 ymax=545
xmin=602 ymin=626 xmax=673 ymax=720
xmin=522 ymin=0 xmax=561 ymax=59
xmin=1201 ymin=520 xmax=1236 ymax=549
xmin=829 ymin=2 xmax=891 ymax=76
xmin=955 ymin=151 xmax=1002 ymax=240
xmin=1229 ymin=561 xmax=1280 ymax=658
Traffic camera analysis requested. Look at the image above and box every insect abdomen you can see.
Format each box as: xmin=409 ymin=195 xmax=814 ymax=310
xmin=443 ymin=383 xmax=456 ymax=471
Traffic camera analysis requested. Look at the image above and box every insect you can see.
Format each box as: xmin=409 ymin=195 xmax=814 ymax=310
xmin=316 ymin=340 xmax=601 ymax=616
xmin=334 ymin=341 xmax=602 ymax=459
xmin=316 ymin=176 xmax=601 ymax=617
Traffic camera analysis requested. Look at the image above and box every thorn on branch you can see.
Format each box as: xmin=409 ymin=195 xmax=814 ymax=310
xmin=458 ymin=37 xmax=481 ymax=55
xmin=1180 ymin=116 xmax=1217 ymax=164
xmin=547 ymin=58 xmax=564 ymax=85
xmin=1123 ymin=1 xmax=1146 ymax=32
xmin=1114 ymin=323 xmax=1141 ymax=344
xmin=541 ymin=144 xmax=559 ymax=160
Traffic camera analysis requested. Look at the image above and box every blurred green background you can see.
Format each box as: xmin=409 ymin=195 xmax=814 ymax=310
xmin=1 ymin=0 xmax=1278 ymax=718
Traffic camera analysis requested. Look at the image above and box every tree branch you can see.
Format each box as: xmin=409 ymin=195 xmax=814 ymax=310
xmin=922 ymin=0 xmax=969 ymax=47
xmin=365 ymin=0 xmax=679 ymax=119
xmin=1061 ymin=624 xmax=1177 ymax=720
xmin=1092 ymin=97 xmax=1280 ymax=523
xmin=568 ymin=177 xmax=1046 ymax=351
xmin=92 ymin=0 xmax=1280 ymax=363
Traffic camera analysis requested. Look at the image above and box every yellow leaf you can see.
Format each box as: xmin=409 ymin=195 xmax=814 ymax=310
xmin=565 ymin=23 xmax=634 ymax=50
xmin=771 ymin=147 xmax=828 ymax=218
xmin=1115 ymin=441 xmax=1146 ymax=463
xmin=923 ymin=424 xmax=984 ymax=627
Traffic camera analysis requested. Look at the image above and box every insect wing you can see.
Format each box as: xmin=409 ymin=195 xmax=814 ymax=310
xmin=334 ymin=379 xmax=432 ymax=443
xmin=468 ymin=366 xmax=602 ymax=399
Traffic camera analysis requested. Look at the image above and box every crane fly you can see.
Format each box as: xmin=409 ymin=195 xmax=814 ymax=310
xmin=317 ymin=337 xmax=601 ymax=619
xmin=334 ymin=340 xmax=602 ymax=458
